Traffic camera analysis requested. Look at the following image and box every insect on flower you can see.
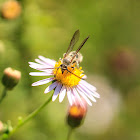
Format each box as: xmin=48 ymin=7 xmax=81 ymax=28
xmin=59 ymin=30 xmax=88 ymax=76
xmin=29 ymin=30 xmax=100 ymax=106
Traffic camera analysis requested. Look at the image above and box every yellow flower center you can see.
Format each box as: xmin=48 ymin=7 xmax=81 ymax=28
xmin=53 ymin=61 xmax=84 ymax=87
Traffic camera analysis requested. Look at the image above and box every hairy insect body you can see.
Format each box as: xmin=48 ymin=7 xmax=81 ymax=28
xmin=63 ymin=51 xmax=83 ymax=66
xmin=60 ymin=51 xmax=83 ymax=74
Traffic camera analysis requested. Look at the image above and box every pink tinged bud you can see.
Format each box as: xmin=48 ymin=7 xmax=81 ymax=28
xmin=2 ymin=67 xmax=21 ymax=90
xmin=67 ymin=99 xmax=87 ymax=128
xmin=0 ymin=121 xmax=4 ymax=134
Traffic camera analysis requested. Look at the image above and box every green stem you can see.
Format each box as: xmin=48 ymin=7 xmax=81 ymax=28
xmin=0 ymin=88 xmax=7 ymax=105
xmin=6 ymin=95 xmax=52 ymax=139
xmin=67 ymin=127 xmax=73 ymax=140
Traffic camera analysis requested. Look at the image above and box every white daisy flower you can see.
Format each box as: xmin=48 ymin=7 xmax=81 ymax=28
xmin=29 ymin=55 xmax=100 ymax=106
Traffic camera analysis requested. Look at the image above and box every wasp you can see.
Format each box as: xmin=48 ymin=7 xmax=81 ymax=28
xmin=59 ymin=30 xmax=89 ymax=79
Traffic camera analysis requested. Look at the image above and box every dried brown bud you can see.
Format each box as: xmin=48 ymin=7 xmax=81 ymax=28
xmin=1 ymin=0 xmax=21 ymax=20
xmin=109 ymin=48 xmax=137 ymax=75
xmin=2 ymin=67 xmax=21 ymax=90
xmin=67 ymin=99 xmax=87 ymax=128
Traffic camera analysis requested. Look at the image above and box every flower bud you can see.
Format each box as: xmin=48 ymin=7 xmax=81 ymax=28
xmin=0 ymin=121 xmax=4 ymax=133
xmin=109 ymin=48 xmax=137 ymax=75
xmin=1 ymin=0 xmax=21 ymax=20
xmin=2 ymin=67 xmax=21 ymax=90
xmin=67 ymin=99 xmax=87 ymax=128
xmin=0 ymin=121 xmax=13 ymax=135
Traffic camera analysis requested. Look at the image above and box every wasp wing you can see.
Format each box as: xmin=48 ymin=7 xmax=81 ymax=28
xmin=70 ymin=36 xmax=89 ymax=63
xmin=64 ymin=30 xmax=80 ymax=58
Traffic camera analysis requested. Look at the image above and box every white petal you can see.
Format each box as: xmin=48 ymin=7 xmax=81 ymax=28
xmin=71 ymin=92 xmax=77 ymax=105
xmin=29 ymin=66 xmax=54 ymax=73
xmin=93 ymin=92 xmax=100 ymax=98
xmin=72 ymin=88 xmax=83 ymax=106
xmin=80 ymin=80 xmax=97 ymax=91
xmin=29 ymin=62 xmax=51 ymax=69
xmin=35 ymin=59 xmax=46 ymax=65
xmin=52 ymin=83 xmax=62 ymax=101
xmin=29 ymin=62 xmax=41 ymax=66
xmin=67 ymin=87 xmax=73 ymax=106
xmin=29 ymin=64 xmax=49 ymax=69
xmin=76 ymin=88 xmax=92 ymax=106
xmin=79 ymin=82 xmax=100 ymax=98
xmin=44 ymin=81 xmax=58 ymax=94
xmin=82 ymin=75 xmax=87 ymax=79
xmin=29 ymin=63 xmax=53 ymax=69
xmin=59 ymin=85 xmax=66 ymax=102
xmin=35 ymin=58 xmax=55 ymax=68
xmin=32 ymin=77 xmax=54 ymax=86
xmin=29 ymin=72 xmax=53 ymax=76
xmin=69 ymin=88 xmax=77 ymax=105
xmin=77 ymin=85 xmax=96 ymax=102
xmin=38 ymin=56 xmax=56 ymax=67
xmin=29 ymin=64 xmax=42 ymax=69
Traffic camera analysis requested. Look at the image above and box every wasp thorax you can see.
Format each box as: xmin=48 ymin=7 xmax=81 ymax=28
xmin=63 ymin=58 xmax=71 ymax=65
xmin=69 ymin=51 xmax=83 ymax=64
xmin=63 ymin=51 xmax=83 ymax=66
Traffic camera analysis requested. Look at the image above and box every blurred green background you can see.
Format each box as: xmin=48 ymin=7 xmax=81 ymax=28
xmin=0 ymin=0 xmax=140 ymax=140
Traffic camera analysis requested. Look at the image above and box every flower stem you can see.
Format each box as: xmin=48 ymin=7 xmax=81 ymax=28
xmin=6 ymin=95 xmax=52 ymax=139
xmin=67 ymin=127 xmax=73 ymax=140
xmin=0 ymin=88 xmax=7 ymax=105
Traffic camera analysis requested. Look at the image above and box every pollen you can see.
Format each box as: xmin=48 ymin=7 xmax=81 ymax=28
xmin=53 ymin=61 xmax=84 ymax=87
